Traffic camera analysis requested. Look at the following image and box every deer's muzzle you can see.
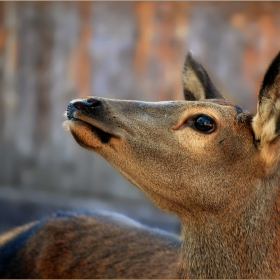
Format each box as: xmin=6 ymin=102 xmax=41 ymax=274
xmin=66 ymin=97 xmax=119 ymax=145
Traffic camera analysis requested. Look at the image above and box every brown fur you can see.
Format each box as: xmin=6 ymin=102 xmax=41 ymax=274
xmin=0 ymin=212 xmax=180 ymax=278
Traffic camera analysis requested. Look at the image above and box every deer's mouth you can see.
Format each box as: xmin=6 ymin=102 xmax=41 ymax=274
xmin=64 ymin=113 xmax=118 ymax=148
xmin=72 ymin=118 xmax=113 ymax=144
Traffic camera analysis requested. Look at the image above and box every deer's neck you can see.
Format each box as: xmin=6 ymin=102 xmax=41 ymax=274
xmin=179 ymin=181 xmax=280 ymax=279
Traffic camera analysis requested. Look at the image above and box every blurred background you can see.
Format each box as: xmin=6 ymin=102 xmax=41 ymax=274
xmin=0 ymin=1 xmax=280 ymax=235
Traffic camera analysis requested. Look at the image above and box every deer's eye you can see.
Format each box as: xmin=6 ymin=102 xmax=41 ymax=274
xmin=191 ymin=114 xmax=215 ymax=133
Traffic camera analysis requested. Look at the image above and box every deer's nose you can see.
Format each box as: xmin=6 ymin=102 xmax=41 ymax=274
xmin=67 ymin=98 xmax=102 ymax=119
xmin=72 ymin=98 xmax=102 ymax=110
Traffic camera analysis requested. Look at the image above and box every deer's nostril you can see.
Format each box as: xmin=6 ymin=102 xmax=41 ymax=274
xmin=72 ymin=99 xmax=102 ymax=111
xmin=73 ymin=103 xmax=85 ymax=111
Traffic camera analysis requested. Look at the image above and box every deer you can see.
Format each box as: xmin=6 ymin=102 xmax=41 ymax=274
xmin=1 ymin=51 xmax=280 ymax=279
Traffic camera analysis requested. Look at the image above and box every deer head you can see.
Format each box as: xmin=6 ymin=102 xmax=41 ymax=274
xmin=64 ymin=52 xmax=280 ymax=278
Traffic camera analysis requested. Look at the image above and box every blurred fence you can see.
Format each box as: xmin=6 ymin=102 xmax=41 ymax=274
xmin=0 ymin=1 xmax=280 ymax=233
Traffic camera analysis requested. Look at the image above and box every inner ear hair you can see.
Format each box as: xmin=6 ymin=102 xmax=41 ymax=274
xmin=253 ymin=52 xmax=280 ymax=144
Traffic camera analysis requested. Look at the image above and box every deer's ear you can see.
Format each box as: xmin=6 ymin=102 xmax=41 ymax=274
xmin=252 ymin=52 xmax=280 ymax=167
xmin=253 ymin=52 xmax=280 ymax=143
xmin=182 ymin=52 xmax=224 ymax=101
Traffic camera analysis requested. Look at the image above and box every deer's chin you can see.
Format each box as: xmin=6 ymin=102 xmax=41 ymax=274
xmin=64 ymin=119 xmax=113 ymax=149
